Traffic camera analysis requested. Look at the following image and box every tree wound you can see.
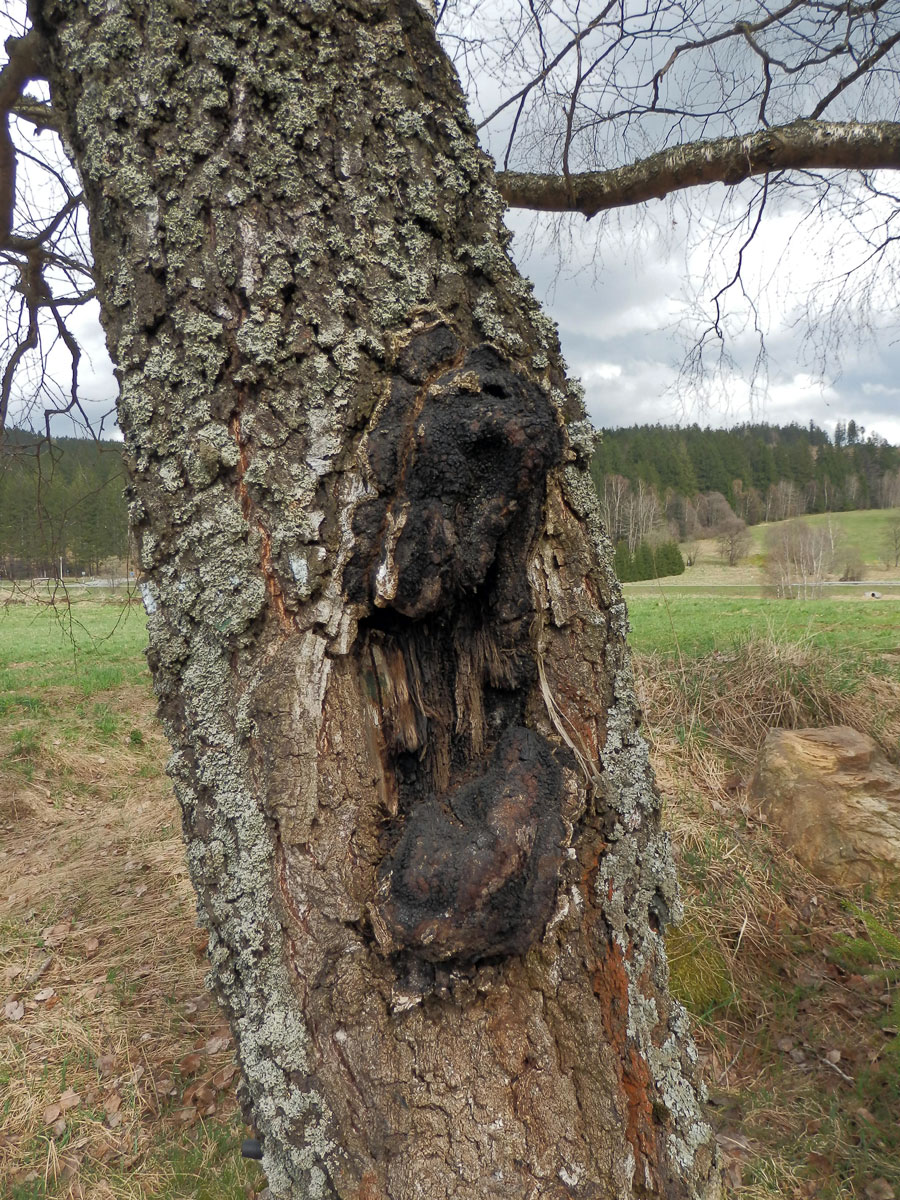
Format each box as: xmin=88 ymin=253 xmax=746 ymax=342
xmin=373 ymin=727 xmax=565 ymax=963
xmin=346 ymin=329 xmax=564 ymax=619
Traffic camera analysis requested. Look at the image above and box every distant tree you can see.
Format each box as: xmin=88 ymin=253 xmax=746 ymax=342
xmin=716 ymin=518 xmax=752 ymax=567
xmin=613 ymin=539 xmax=634 ymax=583
xmin=765 ymin=520 xmax=834 ymax=598
xmin=632 ymin=540 xmax=656 ymax=581
xmin=885 ymin=519 xmax=900 ymax=569
xmin=696 ymin=491 xmax=735 ymax=532
xmin=597 ymin=473 xmax=631 ymax=544
xmin=653 ymin=541 xmax=686 ymax=578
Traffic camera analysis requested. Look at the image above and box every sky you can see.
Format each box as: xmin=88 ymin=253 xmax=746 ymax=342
xmin=31 ymin=187 xmax=900 ymax=446
xmin=504 ymin=193 xmax=900 ymax=446
xmin=4 ymin=3 xmax=900 ymax=446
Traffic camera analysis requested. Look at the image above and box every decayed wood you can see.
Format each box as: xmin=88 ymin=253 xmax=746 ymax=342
xmin=37 ymin=0 xmax=721 ymax=1196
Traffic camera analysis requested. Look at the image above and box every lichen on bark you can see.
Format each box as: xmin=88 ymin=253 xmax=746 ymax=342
xmin=37 ymin=0 xmax=721 ymax=1196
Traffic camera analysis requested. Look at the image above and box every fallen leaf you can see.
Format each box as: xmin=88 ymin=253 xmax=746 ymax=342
xmin=96 ymin=1054 xmax=116 ymax=1076
xmin=34 ymin=987 xmax=55 ymax=1003
xmin=59 ymin=1156 xmax=80 ymax=1185
xmin=43 ymin=922 xmax=71 ymax=947
xmin=185 ymin=1081 xmax=216 ymax=1107
xmin=179 ymin=1052 xmax=202 ymax=1075
xmin=824 ymin=1048 xmax=842 ymax=1064
xmin=134 ymin=885 xmax=147 ymax=898
xmin=59 ymin=1154 xmax=80 ymax=1181
xmin=44 ymin=1104 xmax=62 ymax=1124
xmin=725 ymin=1161 xmax=742 ymax=1189
xmin=777 ymin=1037 xmax=794 ymax=1053
xmin=58 ymin=1089 xmax=81 ymax=1111
xmin=103 ymin=1095 xmax=122 ymax=1117
xmin=3 ymin=999 xmax=24 ymax=1021
xmin=205 ymin=1033 xmax=231 ymax=1054
xmin=211 ymin=1064 xmax=237 ymax=1090
xmin=83 ymin=937 xmax=100 ymax=957
xmin=51 ymin=1118 xmax=67 ymax=1137
xmin=106 ymin=1110 xmax=122 ymax=1129
xmin=807 ymin=1151 xmax=832 ymax=1173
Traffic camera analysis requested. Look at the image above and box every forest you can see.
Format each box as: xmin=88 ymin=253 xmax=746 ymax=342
xmin=0 ymin=430 xmax=129 ymax=579
xmin=591 ymin=421 xmax=900 ymax=552
xmin=4 ymin=419 xmax=898 ymax=582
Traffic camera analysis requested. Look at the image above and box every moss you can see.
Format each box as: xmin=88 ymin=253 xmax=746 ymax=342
xmin=666 ymin=924 xmax=734 ymax=1016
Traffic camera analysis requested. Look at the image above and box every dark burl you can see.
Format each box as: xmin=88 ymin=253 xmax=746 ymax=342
xmin=375 ymin=727 xmax=565 ymax=963
xmin=346 ymin=326 xmax=564 ymax=619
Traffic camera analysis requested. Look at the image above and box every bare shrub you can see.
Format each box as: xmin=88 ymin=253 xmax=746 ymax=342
xmin=765 ymin=519 xmax=834 ymax=598
xmin=716 ymin=517 xmax=751 ymax=567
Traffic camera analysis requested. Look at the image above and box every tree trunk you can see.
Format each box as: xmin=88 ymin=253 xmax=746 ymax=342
xmin=37 ymin=1 xmax=721 ymax=1196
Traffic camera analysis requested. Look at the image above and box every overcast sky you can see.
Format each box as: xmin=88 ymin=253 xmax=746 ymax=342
xmin=33 ymin=160 xmax=900 ymax=447
xmin=36 ymin=188 xmax=900 ymax=447
xmin=504 ymin=197 xmax=900 ymax=446
xmin=5 ymin=1 xmax=900 ymax=446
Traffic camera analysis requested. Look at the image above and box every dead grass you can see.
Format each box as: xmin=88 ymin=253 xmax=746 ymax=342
xmin=638 ymin=634 xmax=900 ymax=770
xmin=0 ymin=676 xmax=264 ymax=1200
xmin=635 ymin=639 xmax=900 ymax=1198
xmin=5 ymin=603 xmax=900 ymax=1199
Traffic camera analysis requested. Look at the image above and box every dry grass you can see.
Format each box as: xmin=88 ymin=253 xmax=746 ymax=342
xmin=638 ymin=634 xmax=900 ymax=770
xmin=635 ymin=640 xmax=900 ymax=1198
xmin=0 ymin=678 xmax=264 ymax=1199
xmin=4 ymin=602 xmax=900 ymax=1199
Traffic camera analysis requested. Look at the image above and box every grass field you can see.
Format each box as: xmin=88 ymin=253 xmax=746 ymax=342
xmin=747 ymin=508 xmax=900 ymax=568
xmin=624 ymin=507 xmax=900 ymax=596
xmin=2 ymin=594 xmax=900 ymax=1199
xmin=626 ymin=594 xmax=900 ymax=662
xmin=0 ymin=598 xmax=265 ymax=1200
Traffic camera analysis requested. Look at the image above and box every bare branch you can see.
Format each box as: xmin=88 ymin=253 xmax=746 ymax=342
xmin=10 ymin=96 xmax=59 ymax=132
xmin=0 ymin=28 xmax=47 ymax=243
xmin=496 ymin=119 xmax=900 ymax=216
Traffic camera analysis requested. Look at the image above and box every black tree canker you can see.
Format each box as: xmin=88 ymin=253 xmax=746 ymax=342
xmin=346 ymin=330 xmax=564 ymax=619
xmin=375 ymin=726 xmax=565 ymax=963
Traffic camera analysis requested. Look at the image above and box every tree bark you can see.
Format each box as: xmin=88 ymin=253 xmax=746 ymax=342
xmin=36 ymin=1 xmax=721 ymax=1196
xmin=497 ymin=120 xmax=900 ymax=217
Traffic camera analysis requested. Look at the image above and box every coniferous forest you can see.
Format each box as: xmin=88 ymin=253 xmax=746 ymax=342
xmin=2 ymin=420 xmax=898 ymax=581
xmin=0 ymin=430 xmax=130 ymax=580
xmin=590 ymin=421 xmax=900 ymax=572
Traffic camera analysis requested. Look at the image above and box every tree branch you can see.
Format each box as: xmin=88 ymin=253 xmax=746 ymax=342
xmin=1 ymin=29 xmax=48 ymax=243
xmin=496 ymin=120 xmax=900 ymax=216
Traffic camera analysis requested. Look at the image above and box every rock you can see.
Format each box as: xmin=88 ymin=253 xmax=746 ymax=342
xmin=750 ymin=726 xmax=900 ymax=892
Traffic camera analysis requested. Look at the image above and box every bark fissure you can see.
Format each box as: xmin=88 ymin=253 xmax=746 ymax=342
xmin=38 ymin=0 xmax=721 ymax=1196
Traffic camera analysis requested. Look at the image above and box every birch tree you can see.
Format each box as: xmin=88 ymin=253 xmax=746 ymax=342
xmin=3 ymin=1 xmax=899 ymax=1198
xmin=1 ymin=2 xmax=724 ymax=1197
